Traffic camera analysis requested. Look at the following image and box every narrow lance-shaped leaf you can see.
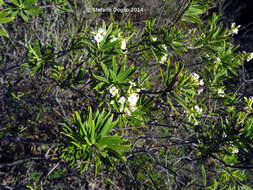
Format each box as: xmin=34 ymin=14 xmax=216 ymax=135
xmin=90 ymin=120 xmax=96 ymax=144
xmin=100 ymin=115 xmax=114 ymax=136
xmin=101 ymin=63 xmax=110 ymax=79
xmin=0 ymin=16 xmax=15 ymax=24
xmin=87 ymin=107 xmax=93 ymax=137
xmin=24 ymin=0 xmax=38 ymax=7
xmin=92 ymin=73 xmax=109 ymax=83
xmin=0 ymin=28 xmax=9 ymax=37
xmin=109 ymin=69 xmax=118 ymax=82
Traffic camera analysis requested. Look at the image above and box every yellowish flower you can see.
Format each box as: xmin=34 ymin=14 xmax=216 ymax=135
xmin=109 ymin=86 xmax=118 ymax=96
xmin=94 ymin=33 xmax=104 ymax=43
xmin=119 ymin=96 xmax=126 ymax=104
xmin=121 ymin=39 xmax=127 ymax=50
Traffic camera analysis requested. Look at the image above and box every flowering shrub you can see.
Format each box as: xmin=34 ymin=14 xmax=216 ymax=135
xmin=1 ymin=0 xmax=253 ymax=189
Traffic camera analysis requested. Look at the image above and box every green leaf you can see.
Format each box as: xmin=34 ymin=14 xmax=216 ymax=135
xmin=100 ymin=115 xmax=114 ymax=136
xmin=201 ymin=164 xmax=207 ymax=186
xmin=24 ymin=0 xmax=38 ymax=7
xmin=0 ymin=28 xmax=9 ymax=37
xmin=241 ymin=185 xmax=253 ymax=190
xmin=70 ymin=141 xmax=82 ymax=149
xmin=75 ymin=112 xmax=87 ymax=136
xmin=181 ymin=0 xmax=211 ymax=24
xmin=87 ymin=106 xmax=93 ymax=136
xmin=0 ymin=9 xmax=12 ymax=18
xmin=112 ymin=57 xmax=117 ymax=73
xmin=109 ymin=69 xmax=118 ymax=82
xmin=92 ymin=73 xmax=109 ymax=83
xmin=84 ymin=136 xmax=92 ymax=146
xmin=10 ymin=0 xmax=20 ymax=6
xmin=24 ymin=7 xmax=42 ymax=16
xmin=0 ymin=16 xmax=15 ymax=24
xmin=101 ymin=63 xmax=109 ymax=79
xmin=90 ymin=120 xmax=95 ymax=144
xmin=172 ymin=91 xmax=188 ymax=110
xmin=117 ymin=65 xmax=134 ymax=82
xmin=98 ymin=136 xmax=122 ymax=146
xmin=19 ymin=10 xmax=29 ymax=22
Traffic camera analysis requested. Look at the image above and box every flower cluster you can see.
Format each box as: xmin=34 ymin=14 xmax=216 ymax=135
xmin=230 ymin=145 xmax=239 ymax=154
xmin=159 ymin=45 xmax=168 ymax=64
xmin=93 ymin=28 xmax=107 ymax=43
xmin=244 ymin=96 xmax=253 ymax=110
xmin=110 ymin=33 xmax=127 ymax=51
xmin=152 ymin=36 xmax=157 ymax=42
xmin=190 ymin=73 xmax=200 ymax=81
xmin=160 ymin=54 xmax=168 ymax=64
xmin=128 ymin=93 xmax=139 ymax=111
xmin=184 ymin=104 xmax=203 ymax=125
xmin=217 ymin=88 xmax=225 ymax=97
xmin=231 ymin=22 xmax=241 ymax=35
xmin=215 ymin=57 xmax=221 ymax=64
xmin=92 ymin=28 xmax=128 ymax=51
xmin=190 ymin=73 xmax=204 ymax=94
xmin=109 ymin=82 xmax=140 ymax=115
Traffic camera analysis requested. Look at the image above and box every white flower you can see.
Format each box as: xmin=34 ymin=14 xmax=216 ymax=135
xmin=162 ymin=44 xmax=167 ymax=51
xmin=244 ymin=96 xmax=253 ymax=102
xmin=204 ymin=53 xmax=210 ymax=58
xmin=194 ymin=105 xmax=202 ymax=113
xmin=121 ymin=39 xmax=127 ymax=50
xmin=110 ymin=35 xmax=117 ymax=42
xmin=190 ymin=73 xmax=199 ymax=81
xmin=199 ymin=79 xmax=204 ymax=86
xmin=136 ymin=89 xmax=141 ymax=92
xmin=232 ymin=146 xmax=239 ymax=154
xmin=232 ymin=148 xmax=239 ymax=154
xmin=128 ymin=93 xmax=139 ymax=106
xmin=217 ymin=88 xmax=225 ymax=97
xmin=231 ymin=22 xmax=240 ymax=35
xmin=215 ymin=57 xmax=221 ymax=64
xmin=109 ymin=86 xmax=118 ymax=96
xmin=129 ymin=81 xmax=136 ymax=86
xmin=119 ymin=97 xmax=126 ymax=104
xmin=160 ymin=54 xmax=168 ymax=64
xmin=94 ymin=33 xmax=104 ymax=43
xmin=247 ymin=52 xmax=253 ymax=62
xmin=97 ymin=28 xmax=106 ymax=35
xmin=244 ymin=96 xmax=253 ymax=108
xmin=232 ymin=28 xmax=239 ymax=34
xmin=152 ymin=36 xmax=157 ymax=41
xmin=198 ymin=88 xmax=203 ymax=94
xmin=110 ymin=100 xmax=114 ymax=104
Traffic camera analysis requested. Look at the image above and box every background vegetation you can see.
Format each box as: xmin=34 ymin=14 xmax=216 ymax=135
xmin=0 ymin=0 xmax=253 ymax=189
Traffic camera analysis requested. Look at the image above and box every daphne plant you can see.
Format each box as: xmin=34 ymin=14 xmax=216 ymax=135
xmin=1 ymin=0 xmax=42 ymax=22
xmin=59 ymin=107 xmax=130 ymax=174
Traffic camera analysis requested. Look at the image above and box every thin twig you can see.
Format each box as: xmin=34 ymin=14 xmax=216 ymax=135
xmin=40 ymin=162 xmax=60 ymax=189
xmin=55 ymin=88 xmax=72 ymax=126
xmin=0 ymin=157 xmax=43 ymax=169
